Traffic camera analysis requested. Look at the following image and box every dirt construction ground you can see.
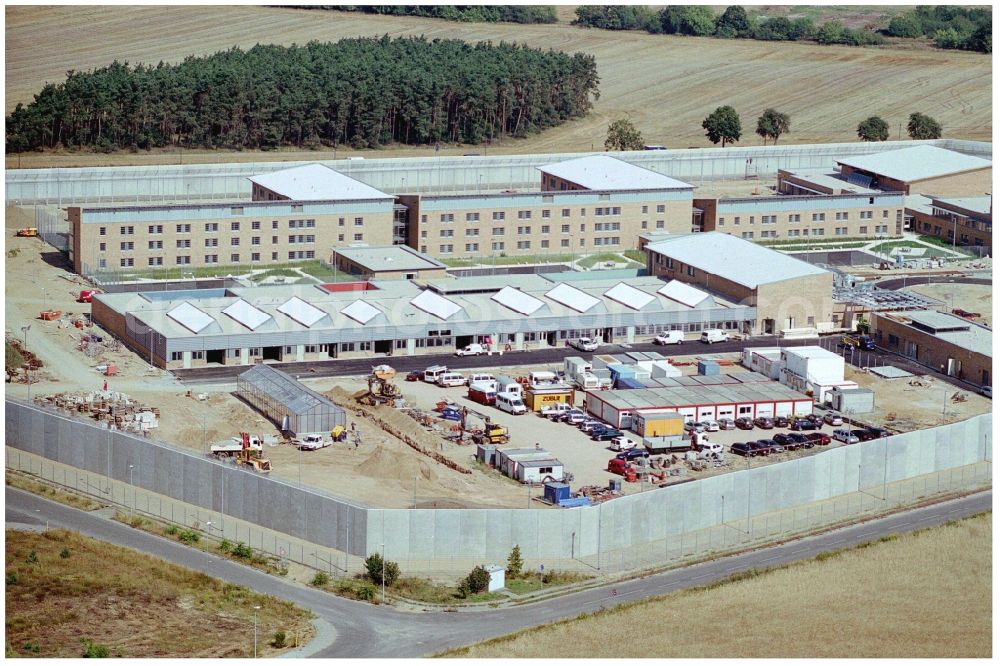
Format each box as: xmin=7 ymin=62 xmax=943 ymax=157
xmin=903 ymin=281 xmax=993 ymax=328
xmin=5 ymin=5 xmax=991 ymax=169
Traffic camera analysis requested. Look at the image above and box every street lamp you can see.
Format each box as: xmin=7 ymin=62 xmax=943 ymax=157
xmin=253 ymin=605 xmax=261 ymax=658
xmin=128 ymin=464 xmax=135 ymax=518
xmin=381 ymin=542 xmax=386 ymax=605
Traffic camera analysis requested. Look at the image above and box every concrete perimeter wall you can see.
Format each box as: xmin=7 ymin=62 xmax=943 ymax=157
xmin=5 ymin=399 xmax=991 ymax=573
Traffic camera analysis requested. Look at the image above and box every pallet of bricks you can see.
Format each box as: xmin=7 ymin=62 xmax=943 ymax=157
xmin=34 ymin=391 xmax=160 ymax=434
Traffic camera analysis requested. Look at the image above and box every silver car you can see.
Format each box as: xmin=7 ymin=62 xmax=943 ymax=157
xmin=717 ymin=417 xmax=737 ymax=431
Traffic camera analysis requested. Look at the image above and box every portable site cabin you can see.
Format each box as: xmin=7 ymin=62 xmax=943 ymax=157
xmin=236 ymin=364 xmax=346 ymax=436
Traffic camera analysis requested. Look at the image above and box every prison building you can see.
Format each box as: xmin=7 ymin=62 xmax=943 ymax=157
xmin=330 ymin=245 xmax=448 ymax=281
xmin=906 ymin=195 xmax=992 ymax=252
xmin=641 ymin=232 xmax=834 ymax=336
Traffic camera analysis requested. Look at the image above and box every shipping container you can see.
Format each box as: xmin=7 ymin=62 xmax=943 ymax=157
xmin=634 ymin=410 xmax=685 ymax=437
xmin=524 ymin=387 xmax=575 ymax=411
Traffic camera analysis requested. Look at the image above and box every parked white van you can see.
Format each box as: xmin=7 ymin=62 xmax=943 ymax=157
xmin=455 ymin=343 xmax=485 ymax=356
xmin=424 ymin=365 xmax=449 ymax=383
xmin=436 ymin=372 xmax=468 ymax=388
xmin=654 ymin=330 xmax=684 ymax=345
xmin=700 ymin=329 xmax=728 ymax=344
xmin=468 ymin=373 xmax=496 ymax=386
xmin=496 ymin=394 xmax=528 ymax=415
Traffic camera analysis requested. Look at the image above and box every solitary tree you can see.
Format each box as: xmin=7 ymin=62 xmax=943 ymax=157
xmin=755 ymin=108 xmax=791 ymax=145
xmin=364 ymin=552 xmax=400 ymax=587
xmin=702 ymin=106 xmax=742 ymax=147
xmin=604 ymin=118 xmax=645 ymax=151
xmin=857 ymin=116 xmax=890 ymax=142
xmin=458 ymin=565 xmax=491 ymax=598
xmin=506 ymin=544 xmax=523 ymax=578
xmin=906 ymin=112 xmax=942 ymax=140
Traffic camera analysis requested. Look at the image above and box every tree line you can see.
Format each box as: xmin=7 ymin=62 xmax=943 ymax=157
xmin=605 ymin=109 xmax=943 ymax=150
xmin=296 ymin=5 xmax=558 ymax=24
xmin=5 ymin=36 xmax=599 ymax=153
xmin=573 ymin=6 xmax=991 ymax=53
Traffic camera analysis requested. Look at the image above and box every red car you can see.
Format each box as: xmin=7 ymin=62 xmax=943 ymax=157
xmin=805 ymin=432 xmax=831 ymax=446
xmin=405 ymin=371 xmax=422 ymax=382
xmin=608 ymin=458 xmax=631 ymax=475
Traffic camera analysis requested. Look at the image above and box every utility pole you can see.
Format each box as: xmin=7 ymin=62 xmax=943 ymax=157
xmin=253 ymin=605 xmax=260 ymax=658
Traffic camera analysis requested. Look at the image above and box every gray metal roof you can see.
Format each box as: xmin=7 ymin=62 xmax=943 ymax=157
xmin=236 ymin=364 xmax=345 ymax=418
xmin=779 ymin=168 xmax=879 ymax=194
xmin=537 ymin=155 xmax=694 ymax=191
xmin=334 ymin=245 xmax=445 ymax=272
xmin=645 ymin=232 xmax=831 ymax=289
xmin=878 ymin=309 xmax=992 ymax=358
xmin=836 ymin=146 xmax=991 ymax=183
xmin=247 ymin=163 xmax=393 ymax=201
xmin=595 ymin=382 xmax=811 ymax=411
xmin=930 ymin=196 xmax=993 ymax=216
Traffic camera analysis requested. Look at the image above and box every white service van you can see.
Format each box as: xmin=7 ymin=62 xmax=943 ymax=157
xmin=654 ymin=330 xmax=685 ymax=345
xmin=468 ymin=373 xmax=496 ymax=386
xmin=424 ymin=365 xmax=449 ymax=383
xmin=436 ymin=372 xmax=468 ymax=388
xmin=455 ymin=343 xmax=485 ymax=356
xmin=700 ymin=329 xmax=728 ymax=344
xmin=496 ymin=394 xmax=528 ymax=415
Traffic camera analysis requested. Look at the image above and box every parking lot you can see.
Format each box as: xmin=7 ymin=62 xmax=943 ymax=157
xmin=378 ymin=372 xmax=854 ymax=496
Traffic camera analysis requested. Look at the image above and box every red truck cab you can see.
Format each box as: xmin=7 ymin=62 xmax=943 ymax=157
xmin=607 ymin=458 xmax=631 ymax=475
xmin=78 ymin=290 xmax=98 ymax=303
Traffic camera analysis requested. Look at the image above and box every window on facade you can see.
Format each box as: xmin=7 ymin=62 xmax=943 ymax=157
xmin=465 ymin=243 xmax=479 ymax=252
xmin=466 ymin=212 xmax=479 ymax=222
xmin=439 ymin=214 xmax=453 ymax=223
xmin=354 ymin=233 xmax=363 ymax=241
xmin=99 ymin=227 xmax=107 ymax=236
xmin=205 ymin=238 xmax=218 ymax=247
xmin=120 ymin=241 xmax=134 ymax=251
xmin=465 ymin=228 xmax=479 ymax=236
xmin=518 ymin=210 xmax=531 ymax=220
xmin=562 ymin=209 xmax=570 ymax=217
xmin=492 ymin=211 xmax=505 ymax=221
xmin=205 ymin=223 xmax=218 ymax=232
xmin=231 ymin=253 xmax=240 ymax=262
xmin=147 ymin=257 xmax=162 ymax=266
xmin=542 ymin=209 xmax=551 ymax=218
xmin=148 ymin=224 xmax=163 ymax=234
xmin=148 ymin=240 xmax=163 ymax=250
xmin=176 ymin=256 xmax=190 ymax=265
xmin=99 ymin=242 xmax=106 ymax=251
xmin=231 ymin=222 xmax=240 ymax=231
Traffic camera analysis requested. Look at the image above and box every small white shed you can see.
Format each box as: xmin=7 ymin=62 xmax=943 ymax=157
xmin=485 ymin=565 xmax=505 ymax=592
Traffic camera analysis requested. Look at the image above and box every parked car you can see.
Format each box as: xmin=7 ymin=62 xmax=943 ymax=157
xmin=788 ymin=433 xmax=812 ymax=448
xmin=615 ymin=447 xmax=651 ymax=461
xmin=295 ymin=434 xmax=330 ymax=451
xmin=684 ymin=421 xmax=705 ymax=434
xmin=734 ymin=417 xmax=754 ymax=430
xmin=697 ymin=441 xmax=724 ymax=455
xmin=564 ymin=411 xmax=588 ymax=425
xmin=789 ymin=418 xmax=818 ymax=431
xmin=748 ymin=440 xmax=773 ymax=456
xmin=540 ymin=403 xmax=573 ymax=419
xmin=832 ymin=429 xmax=860 ymax=444
xmin=568 ymin=337 xmax=600 ymax=352
xmin=823 ymin=412 xmax=844 ymax=426
xmin=608 ymin=458 xmax=631 ymax=475
xmin=654 ymin=331 xmax=684 ymax=345
xmin=405 ymin=371 xmax=422 ymax=382
xmin=866 ymin=426 xmax=892 ymax=438
xmin=772 ymin=433 xmax=799 ymax=450
xmin=753 ymin=416 xmax=774 ymax=430
xmin=851 ymin=429 xmax=877 ymax=442
xmin=730 ymin=442 xmax=756 ymax=457
xmin=718 ymin=417 xmax=736 ymax=431
xmin=754 ymin=439 xmax=780 ymax=454
xmin=593 ymin=428 xmax=625 ymax=441
xmin=579 ymin=419 xmax=605 ymax=433
xmin=455 ymin=343 xmax=485 ymax=356
xmin=805 ymin=413 xmax=825 ymax=425
xmin=611 ymin=436 xmax=638 ymax=452
xmin=805 ymin=432 xmax=832 ymax=446
xmin=773 ymin=415 xmax=790 ymax=428
xmin=699 ymin=419 xmax=720 ymax=432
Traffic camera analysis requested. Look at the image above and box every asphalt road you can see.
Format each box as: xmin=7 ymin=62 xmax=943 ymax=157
xmin=173 ymin=336 xmax=819 ymax=384
xmin=7 ymin=486 xmax=991 ymax=658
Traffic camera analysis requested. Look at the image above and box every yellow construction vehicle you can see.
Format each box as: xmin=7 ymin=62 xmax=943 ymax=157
xmin=15 ymin=227 xmax=38 ymax=237
xmin=358 ymin=364 xmax=401 ymax=406
xmin=461 ymin=407 xmax=509 ymax=445
xmin=236 ymin=432 xmax=272 ymax=473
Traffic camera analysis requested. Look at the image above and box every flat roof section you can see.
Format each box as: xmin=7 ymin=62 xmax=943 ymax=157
xmin=836 ymin=146 xmax=992 ymax=183
xmin=222 ymin=299 xmax=273 ymax=331
xmin=166 ymin=302 xmax=217 ymax=334
xmin=334 ymin=245 xmax=446 ymax=273
xmin=491 ymin=286 xmax=546 ymax=316
xmin=657 ymin=280 xmax=712 ymax=308
xmin=545 ymin=283 xmax=602 ymax=313
xmin=646 ymin=232 xmax=830 ymax=289
xmin=603 ymin=282 xmax=656 ymax=311
xmin=537 ymin=155 xmax=693 ymax=191
xmin=879 ymin=309 xmax=992 ymax=358
xmin=779 ymin=168 xmax=879 ymax=194
xmin=410 ymin=289 xmax=464 ymax=320
xmin=247 ymin=163 xmax=393 ymax=201
xmin=930 ymin=196 xmax=993 ymax=216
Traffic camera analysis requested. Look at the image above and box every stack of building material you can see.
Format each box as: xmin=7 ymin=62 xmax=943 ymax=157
xmin=34 ymin=391 xmax=160 ymax=433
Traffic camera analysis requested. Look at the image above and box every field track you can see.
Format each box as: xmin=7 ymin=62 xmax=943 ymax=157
xmin=5 ymin=5 xmax=991 ymax=168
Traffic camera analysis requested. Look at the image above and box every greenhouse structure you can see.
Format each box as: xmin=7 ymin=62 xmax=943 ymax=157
xmin=236 ymin=364 xmax=346 ymax=436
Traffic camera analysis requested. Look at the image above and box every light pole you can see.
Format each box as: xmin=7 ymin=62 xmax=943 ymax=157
xmin=128 ymin=464 xmax=135 ymax=518
xmin=412 ymin=474 xmax=417 ymax=509
xmin=381 ymin=542 xmax=386 ymax=605
xmin=253 ymin=605 xmax=261 ymax=658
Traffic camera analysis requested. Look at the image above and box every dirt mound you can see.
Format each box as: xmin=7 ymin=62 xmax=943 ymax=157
xmin=355 ymin=445 xmax=437 ymax=483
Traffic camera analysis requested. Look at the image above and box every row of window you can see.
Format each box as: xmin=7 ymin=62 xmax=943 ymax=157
xmin=718 ymin=209 xmax=892 ymax=226
xmin=737 ymin=225 xmax=893 ymax=240
xmin=107 ymin=250 xmax=316 ymax=269
xmin=429 ymin=204 xmax=664 ymax=225
xmin=99 ymin=217 xmax=351 ymax=237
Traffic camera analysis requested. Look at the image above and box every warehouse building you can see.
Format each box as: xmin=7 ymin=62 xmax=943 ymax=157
xmin=584 ymin=382 xmax=815 ymax=429
xmin=742 ymin=346 xmax=857 ymax=402
xmin=642 ymin=232 xmax=834 ymax=336
xmin=90 ymin=272 xmax=756 ymax=369
xmin=496 ymin=447 xmax=565 ymax=484
xmin=236 ymin=364 xmax=346 ymax=436
xmin=871 ymin=309 xmax=992 ymax=388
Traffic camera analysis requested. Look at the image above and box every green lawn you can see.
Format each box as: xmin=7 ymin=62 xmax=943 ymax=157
xmin=440 ymin=253 xmax=577 ymax=268
xmin=758 ymin=236 xmax=900 ymax=248
xmin=576 ymin=252 xmax=643 ymax=269
xmin=97 ymin=259 xmax=342 ymax=283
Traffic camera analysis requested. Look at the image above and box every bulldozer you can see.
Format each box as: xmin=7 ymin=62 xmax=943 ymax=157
xmin=357 ymin=364 xmax=401 ymax=406
xmin=236 ymin=431 xmax=272 ymax=473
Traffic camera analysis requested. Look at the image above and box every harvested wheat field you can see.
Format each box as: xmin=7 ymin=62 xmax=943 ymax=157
xmin=5 ymin=5 xmax=991 ymax=169
xmin=4 ymin=529 xmax=314 ymax=658
xmin=445 ymin=512 xmax=992 ymax=658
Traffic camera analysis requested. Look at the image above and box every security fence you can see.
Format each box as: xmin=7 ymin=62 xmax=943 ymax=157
xmin=5 ymin=399 xmax=991 ymax=577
